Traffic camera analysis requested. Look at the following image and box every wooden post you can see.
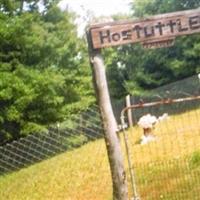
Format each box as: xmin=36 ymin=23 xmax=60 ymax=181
xmin=125 ymin=95 xmax=133 ymax=127
xmin=87 ymin=32 xmax=128 ymax=200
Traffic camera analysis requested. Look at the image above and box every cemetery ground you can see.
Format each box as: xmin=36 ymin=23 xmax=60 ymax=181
xmin=0 ymin=107 xmax=200 ymax=200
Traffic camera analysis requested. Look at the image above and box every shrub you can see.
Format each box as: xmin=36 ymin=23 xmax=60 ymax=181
xmin=189 ymin=151 xmax=200 ymax=168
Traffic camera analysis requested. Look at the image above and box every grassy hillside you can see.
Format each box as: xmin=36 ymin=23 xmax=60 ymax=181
xmin=0 ymin=140 xmax=112 ymax=200
xmin=0 ymin=107 xmax=200 ymax=200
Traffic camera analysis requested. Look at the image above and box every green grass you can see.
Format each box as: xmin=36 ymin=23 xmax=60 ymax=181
xmin=121 ymin=108 xmax=200 ymax=199
xmin=0 ymin=140 xmax=112 ymax=200
xmin=0 ymin=108 xmax=200 ymax=200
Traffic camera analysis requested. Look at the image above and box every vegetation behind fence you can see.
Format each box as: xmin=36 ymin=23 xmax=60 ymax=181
xmin=121 ymin=102 xmax=200 ymax=199
xmin=0 ymin=105 xmax=104 ymax=174
xmin=118 ymin=75 xmax=200 ymax=199
xmin=0 ymin=75 xmax=200 ymax=200
xmin=112 ymin=74 xmax=200 ymax=123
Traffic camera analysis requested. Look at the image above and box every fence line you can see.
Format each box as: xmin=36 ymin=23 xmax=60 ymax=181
xmin=0 ymin=105 xmax=105 ymax=174
xmin=0 ymin=75 xmax=200 ymax=200
xmin=120 ymin=95 xmax=200 ymax=199
xmin=112 ymin=74 xmax=200 ymax=123
xmin=0 ymin=104 xmax=112 ymax=200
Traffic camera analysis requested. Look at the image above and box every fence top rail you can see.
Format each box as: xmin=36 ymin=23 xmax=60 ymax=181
xmin=121 ymin=95 xmax=200 ymax=117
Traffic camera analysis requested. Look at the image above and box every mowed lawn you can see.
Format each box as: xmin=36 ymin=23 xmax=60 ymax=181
xmin=0 ymin=107 xmax=200 ymax=200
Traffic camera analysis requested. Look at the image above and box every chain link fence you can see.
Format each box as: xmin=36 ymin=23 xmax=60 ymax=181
xmin=0 ymin=75 xmax=200 ymax=200
xmin=0 ymin=106 xmax=105 ymax=174
xmin=0 ymin=105 xmax=113 ymax=200
xmin=119 ymin=75 xmax=200 ymax=199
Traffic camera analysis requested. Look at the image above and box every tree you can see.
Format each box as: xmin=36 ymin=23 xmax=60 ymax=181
xmin=0 ymin=1 xmax=94 ymax=144
xmin=105 ymin=0 xmax=200 ymax=96
xmin=132 ymin=0 xmax=200 ymax=17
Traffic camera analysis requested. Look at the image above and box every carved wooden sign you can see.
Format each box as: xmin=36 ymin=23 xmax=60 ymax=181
xmin=88 ymin=8 xmax=200 ymax=49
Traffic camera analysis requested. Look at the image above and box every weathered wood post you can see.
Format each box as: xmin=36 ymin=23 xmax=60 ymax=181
xmin=87 ymin=32 xmax=128 ymax=200
xmin=125 ymin=95 xmax=133 ymax=127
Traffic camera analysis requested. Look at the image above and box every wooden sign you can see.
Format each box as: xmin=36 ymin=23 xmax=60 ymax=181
xmin=88 ymin=8 xmax=200 ymax=49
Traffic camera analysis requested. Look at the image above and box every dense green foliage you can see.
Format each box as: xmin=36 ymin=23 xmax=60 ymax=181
xmin=105 ymin=0 xmax=200 ymax=98
xmin=1 ymin=0 xmax=200 ymax=143
xmin=0 ymin=0 xmax=94 ymax=143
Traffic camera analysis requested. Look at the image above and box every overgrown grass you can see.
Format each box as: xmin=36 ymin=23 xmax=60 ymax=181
xmin=121 ymin=107 xmax=200 ymax=199
xmin=0 ymin=108 xmax=200 ymax=200
xmin=0 ymin=140 xmax=112 ymax=200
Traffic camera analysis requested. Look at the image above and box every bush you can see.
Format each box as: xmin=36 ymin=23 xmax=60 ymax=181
xmin=189 ymin=151 xmax=200 ymax=168
xmin=62 ymin=134 xmax=88 ymax=149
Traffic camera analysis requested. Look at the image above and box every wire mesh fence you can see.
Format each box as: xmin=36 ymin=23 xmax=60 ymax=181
xmin=0 ymin=104 xmax=114 ymax=200
xmin=0 ymin=75 xmax=200 ymax=200
xmin=112 ymin=74 xmax=200 ymax=124
xmin=119 ymin=75 xmax=200 ymax=199
xmin=0 ymin=105 xmax=105 ymax=171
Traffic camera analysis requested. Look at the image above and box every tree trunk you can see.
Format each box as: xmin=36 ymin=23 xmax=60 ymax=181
xmin=20 ymin=0 xmax=24 ymax=14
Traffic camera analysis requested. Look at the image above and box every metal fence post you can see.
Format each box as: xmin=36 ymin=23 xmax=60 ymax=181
xmin=120 ymin=111 xmax=140 ymax=200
